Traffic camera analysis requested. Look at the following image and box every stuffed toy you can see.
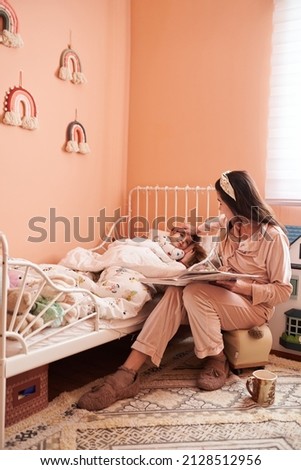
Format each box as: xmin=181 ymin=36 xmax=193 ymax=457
xmin=30 ymin=297 xmax=65 ymax=327
xmin=54 ymin=292 xmax=92 ymax=323
xmin=7 ymin=289 xmax=44 ymax=335
xmin=248 ymin=326 xmax=264 ymax=339
xmin=38 ymin=278 xmax=80 ymax=325
xmin=153 ymin=233 xmax=185 ymax=261
xmin=8 ymin=268 xmax=25 ymax=288
xmin=7 ymin=267 xmax=93 ymax=327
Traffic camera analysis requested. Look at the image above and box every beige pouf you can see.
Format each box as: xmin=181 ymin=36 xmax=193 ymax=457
xmin=223 ymin=324 xmax=273 ymax=371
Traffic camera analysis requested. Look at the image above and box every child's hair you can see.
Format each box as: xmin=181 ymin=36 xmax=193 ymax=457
xmin=170 ymin=223 xmax=198 ymax=241
xmin=169 ymin=224 xmax=207 ymax=267
xmin=187 ymin=240 xmax=208 ymax=267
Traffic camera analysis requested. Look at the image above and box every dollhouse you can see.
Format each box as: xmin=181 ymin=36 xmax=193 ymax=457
xmin=269 ymin=225 xmax=301 ymax=356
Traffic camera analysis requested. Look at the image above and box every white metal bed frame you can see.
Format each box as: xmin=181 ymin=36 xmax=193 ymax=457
xmin=0 ymin=185 xmax=215 ymax=449
xmin=95 ymin=185 xmax=216 ymax=245
xmin=128 ymin=185 xmax=214 ymax=225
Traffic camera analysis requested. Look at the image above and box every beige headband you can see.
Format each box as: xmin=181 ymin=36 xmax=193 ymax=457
xmin=220 ymin=171 xmax=236 ymax=200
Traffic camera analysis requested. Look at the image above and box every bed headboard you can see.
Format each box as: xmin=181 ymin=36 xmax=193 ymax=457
xmin=126 ymin=185 xmax=217 ymax=238
xmin=93 ymin=185 xmax=217 ymax=251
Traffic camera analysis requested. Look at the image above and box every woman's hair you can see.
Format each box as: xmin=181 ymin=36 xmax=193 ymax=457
xmin=215 ymin=170 xmax=285 ymax=230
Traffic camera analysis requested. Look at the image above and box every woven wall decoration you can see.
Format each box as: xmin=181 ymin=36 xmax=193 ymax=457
xmin=0 ymin=0 xmax=23 ymax=47
xmin=2 ymin=72 xmax=38 ymax=130
xmin=59 ymin=45 xmax=87 ymax=84
xmin=65 ymin=115 xmax=90 ymax=154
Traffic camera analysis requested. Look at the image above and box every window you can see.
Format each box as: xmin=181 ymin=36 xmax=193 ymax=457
xmin=265 ymin=0 xmax=301 ymax=205
xmin=290 ymin=276 xmax=298 ymax=298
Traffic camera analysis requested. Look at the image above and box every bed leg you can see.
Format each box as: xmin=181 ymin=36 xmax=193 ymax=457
xmin=0 ymin=359 xmax=6 ymax=450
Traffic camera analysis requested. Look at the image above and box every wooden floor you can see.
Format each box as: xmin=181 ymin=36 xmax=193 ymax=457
xmin=48 ymin=334 xmax=136 ymax=401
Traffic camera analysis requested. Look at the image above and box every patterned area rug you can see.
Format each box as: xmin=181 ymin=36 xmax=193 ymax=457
xmin=4 ymin=334 xmax=301 ymax=450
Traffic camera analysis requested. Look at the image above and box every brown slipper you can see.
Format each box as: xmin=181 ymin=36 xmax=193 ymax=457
xmin=77 ymin=366 xmax=140 ymax=411
xmin=197 ymin=354 xmax=230 ymax=391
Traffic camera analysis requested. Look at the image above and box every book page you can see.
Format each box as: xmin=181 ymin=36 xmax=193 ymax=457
xmin=140 ymin=271 xmax=260 ymax=287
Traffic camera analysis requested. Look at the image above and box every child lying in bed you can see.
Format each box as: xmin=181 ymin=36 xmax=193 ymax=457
xmin=59 ymin=224 xmax=208 ymax=281
xmin=153 ymin=224 xmax=207 ymax=268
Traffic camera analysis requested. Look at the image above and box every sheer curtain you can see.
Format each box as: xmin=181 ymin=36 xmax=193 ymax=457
xmin=265 ymin=0 xmax=301 ymax=205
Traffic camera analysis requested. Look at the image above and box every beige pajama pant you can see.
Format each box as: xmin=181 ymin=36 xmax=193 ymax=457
xmin=132 ymin=283 xmax=273 ymax=367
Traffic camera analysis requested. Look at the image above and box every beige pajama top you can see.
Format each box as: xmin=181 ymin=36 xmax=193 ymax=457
xmin=220 ymin=223 xmax=292 ymax=308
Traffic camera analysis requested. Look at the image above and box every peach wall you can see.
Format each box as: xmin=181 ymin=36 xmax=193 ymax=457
xmin=128 ymin=0 xmax=272 ymax=190
xmin=128 ymin=0 xmax=301 ymax=224
xmin=1 ymin=0 xmax=130 ymax=263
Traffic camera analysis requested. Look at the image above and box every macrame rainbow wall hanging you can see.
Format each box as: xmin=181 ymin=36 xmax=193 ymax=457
xmin=0 ymin=0 xmax=23 ymax=48
xmin=59 ymin=46 xmax=87 ymax=84
xmin=65 ymin=117 xmax=90 ymax=154
xmin=2 ymin=73 xmax=39 ymax=130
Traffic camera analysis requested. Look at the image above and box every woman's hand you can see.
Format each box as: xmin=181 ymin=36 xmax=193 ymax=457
xmin=180 ymin=248 xmax=195 ymax=267
xmin=214 ymin=278 xmax=253 ymax=297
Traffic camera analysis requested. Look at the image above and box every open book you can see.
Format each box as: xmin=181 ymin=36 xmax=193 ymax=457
xmin=140 ymin=248 xmax=260 ymax=286
xmin=140 ymin=270 xmax=259 ymax=287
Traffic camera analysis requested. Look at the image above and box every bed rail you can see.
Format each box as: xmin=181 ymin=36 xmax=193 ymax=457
xmin=0 ymin=233 xmax=9 ymax=377
xmin=6 ymin=260 xmax=100 ymax=349
xmin=0 ymin=232 xmax=9 ymax=451
xmin=0 ymin=232 xmax=102 ymax=357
